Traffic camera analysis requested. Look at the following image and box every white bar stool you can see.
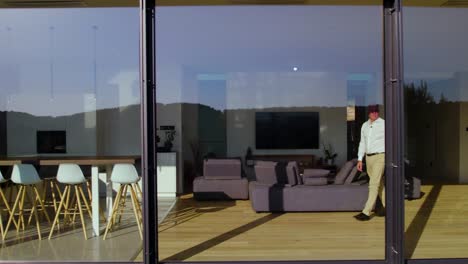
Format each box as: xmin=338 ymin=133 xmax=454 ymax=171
xmin=0 ymin=169 xmax=17 ymax=239
xmin=2 ymin=164 xmax=51 ymax=240
xmin=103 ymin=163 xmax=142 ymax=240
xmin=48 ymin=163 xmax=91 ymax=240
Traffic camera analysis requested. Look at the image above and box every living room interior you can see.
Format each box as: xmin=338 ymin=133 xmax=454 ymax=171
xmin=1 ymin=1 xmax=468 ymax=263
xmin=153 ymin=5 xmax=468 ymax=262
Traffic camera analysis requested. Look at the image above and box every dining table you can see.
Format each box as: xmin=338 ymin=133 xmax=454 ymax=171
xmin=0 ymin=155 xmax=141 ymax=237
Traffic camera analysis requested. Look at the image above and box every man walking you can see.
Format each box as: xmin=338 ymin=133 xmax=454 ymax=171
xmin=354 ymin=104 xmax=385 ymax=221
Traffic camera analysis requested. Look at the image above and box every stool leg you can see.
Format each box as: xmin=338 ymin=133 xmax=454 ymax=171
xmin=71 ymin=193 xmax=78 ymax=224
xmin=0 ymin=188 xmax=19 ymax=230
xmin=27 ymin=188 xmax=39 ymax=227
xmin=54 ymin=181 xmax=63 ymax=200
xmin=50 ymin=180 xmax=58 ymax=213
xmin=74 ymin=185 xmax=87 ymax=240
xmin=135 ymin=182 xmax=143 ymax=201
xmin=78 ymin=185 xmax=92 ymax=218
xmin=2 ymin=185 xmax=23 ymax=240
xmin=117 ymin=184 xmax=128 ymax=224
xmin=27 ymin=191 xmax=40 ymax=227
xmin=33 ymin=186 xmax=51 ymax=225
xmin=48 ymin=185 xmax=69 ymax=239
xmin=25 ymin=186 xmax=42 ymax=240
xmin=0 ymin=204 xmax=4 ymax=239
xmin=103 ymin=186 xmax=123 ymax=240
xmin=8 ymin=184 xmax=14 ymax=207
xmin=132 ymin=184 xmax=143 ymax=223
xmin=129 ymin=184 xmax=143 ymax=239
xmin=63 ymin=185 xmax=72 ymax=224
xmin=41 ymin=180 xmax=47 ymax=206
xmin=18 ymin=185 xmax=27 ymax=232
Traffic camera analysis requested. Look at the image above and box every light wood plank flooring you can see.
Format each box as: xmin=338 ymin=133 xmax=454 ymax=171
xmin=404 ymin=185 xmax=468 ymax=259
xmin=153 ymin=185 xmax=468 ymax=261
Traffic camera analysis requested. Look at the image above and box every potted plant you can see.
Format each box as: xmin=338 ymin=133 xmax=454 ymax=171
xmin=322 ymin=142 xmax=337 ymax=165
xmin=163 ymin=129 xmax=176 ymax=152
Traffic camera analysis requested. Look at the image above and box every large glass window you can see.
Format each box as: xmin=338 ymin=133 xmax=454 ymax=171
xmin=155 ymin=5 xmax=385 ymax=262
xmin=0 ymin=7 xmax=143 ymax=261
xmin=404 ymin=6 xmax=468 ymax=260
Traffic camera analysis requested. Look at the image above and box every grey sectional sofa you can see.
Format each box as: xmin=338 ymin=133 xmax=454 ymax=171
xmin=193 ymin=159 xmax=249 ymax=200
xmin=249 ymin=160 xmax=370 ymax=212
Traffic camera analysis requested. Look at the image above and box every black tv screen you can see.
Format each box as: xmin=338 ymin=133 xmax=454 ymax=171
xmin=37 ymin=131 xmax=67 ymax=154
xmin=255 ymin=112 xmax=319 ymax=149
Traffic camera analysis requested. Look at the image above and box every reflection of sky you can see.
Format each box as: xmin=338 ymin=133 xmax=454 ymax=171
xmin=404 ymin=7 xmax=468 ymax=103
xmin=0 ymin=8 xmax=139 ymax=116
xmin=155 ymin=6 xmax=384 ymax=109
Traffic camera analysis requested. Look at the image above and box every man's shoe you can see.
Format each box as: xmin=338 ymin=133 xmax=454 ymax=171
xmin=375 ymin=208 xmax=386 ymax=217
xmin=354 ymin=213 xmax=371 ymax=221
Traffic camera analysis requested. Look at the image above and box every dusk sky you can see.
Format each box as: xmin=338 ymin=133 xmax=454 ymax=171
xmin=1 ymin=6 xmax=468 ymax=115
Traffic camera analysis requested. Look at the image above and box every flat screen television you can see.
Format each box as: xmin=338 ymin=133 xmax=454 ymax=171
xmin=255 ymin=112 xmax=319 ymax=149
xmin=37 ymin=131 xmax=67 ymax=154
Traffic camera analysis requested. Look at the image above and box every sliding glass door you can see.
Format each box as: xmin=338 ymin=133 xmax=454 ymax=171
xmin=154 ymin=2 xmax=389 ymax=262
xmin=403 ymin=3 xmax=468 ymax=261
xmin=0 ymin=4 xmax=143 ymax=262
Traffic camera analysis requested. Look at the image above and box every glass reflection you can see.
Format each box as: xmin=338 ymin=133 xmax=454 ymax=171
xmin=404 ymin=7 xmax=468 ymax=260
xmin=0 ymin=8 xmax=143 ymax=261
xmin=156 ymin=5 xmax=384 ymax=261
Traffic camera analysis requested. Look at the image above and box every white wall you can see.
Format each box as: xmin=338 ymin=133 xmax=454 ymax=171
xmin=157 ymin=65 xmax=184 ymax=193
xmin=96 ymin=105 xmax=140 ymax=156
xmin=7 ymin=105 xmax=144 ymax=157
xmin=7 ymin=111 xmax=97 ymax=156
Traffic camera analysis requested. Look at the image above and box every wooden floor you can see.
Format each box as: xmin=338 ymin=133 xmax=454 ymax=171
xmin=404 ymin=185 xmax=468 ymax=259
xmin=154 ymin=185 xmax=468 ymax=261
xmin=158 ymin=198 xmax=177 ymax=224
xmin=0 ymin=198 xmax=142 ymax=261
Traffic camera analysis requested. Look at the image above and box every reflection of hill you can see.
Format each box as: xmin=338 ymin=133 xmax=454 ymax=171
xmin=157 ymin=102 xmax=354 ymax=112
xmin=4 ymin=104 xmax=141 ymax=156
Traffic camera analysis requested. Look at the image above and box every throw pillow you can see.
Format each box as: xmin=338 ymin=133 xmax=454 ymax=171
xmin=254 ymin=161 xmax=277 ymax=184
xmin=344 ymin=166 xmax=359 ymax=184
xmin=334 ymin=160 xmax=356 ymax=185
xmin=204 ymin=159 xmax=242 ymax=180
xmin=287 ymin=161 xmax=302 ymax=185
xmin=286 ymin=162 xmax=298 ymax=186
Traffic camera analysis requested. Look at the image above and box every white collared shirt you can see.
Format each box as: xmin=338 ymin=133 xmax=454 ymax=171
xmin=358 ymin=117 xmax=385 ymax=161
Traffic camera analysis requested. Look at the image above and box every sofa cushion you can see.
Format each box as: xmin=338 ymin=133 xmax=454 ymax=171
xmin=254 ymin=161 xmax=292 ymax=185
xmin=254 ymin=161 xmax=278 ymax=184
xmin=249 ymin=182 xmax=369 ymax=212
xmin=203 ymin=159 xmax=241 ymax=180
xmin=303 ymin=177 xmax=328 ymax=186
xmin=303 ymin=169 xmax=330 ymax=178
xmin=194 ymin=176 xmax=249 ymax=200
xmin=287 ymin=162 xmax=299 ymax=186
xmin=334 ymin=160 xmax=357 ymax=185
xmin=344 ymin=166 xmax=359 ymax=184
